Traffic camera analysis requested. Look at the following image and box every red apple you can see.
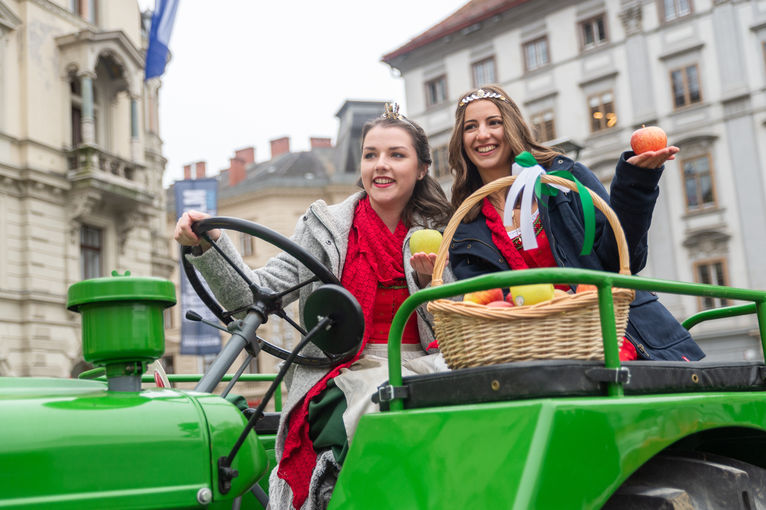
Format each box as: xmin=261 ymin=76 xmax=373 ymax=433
xmin=463 ymin=288 xmax=503 ymax=305
xmin=487 ymin=300 xmax=513 ymax=308
xmin=630 ymin=125 xmax=667 ymax=154
xmin=576 ymin=284 xmax=598 ymax=294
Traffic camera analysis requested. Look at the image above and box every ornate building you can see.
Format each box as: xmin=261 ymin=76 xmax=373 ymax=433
xmin=0 ymin=0 xmax=172 ymax=377
xmin=383 ymin=0 xmax=766 ymax=361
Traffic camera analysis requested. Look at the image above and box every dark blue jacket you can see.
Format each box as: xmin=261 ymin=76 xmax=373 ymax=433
xmin=448 ymin=152 xmax=705 ymax=361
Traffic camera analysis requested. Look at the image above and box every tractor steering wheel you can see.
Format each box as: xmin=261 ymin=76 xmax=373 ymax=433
xmin=181 ymin=216 xmax=355 ymax=368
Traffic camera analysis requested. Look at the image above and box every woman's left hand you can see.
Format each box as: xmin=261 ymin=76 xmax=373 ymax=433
xmin=627 ymin=145 xmax=680 ymax=169
xmin=411 ymin=252 xmax=438 ymax=287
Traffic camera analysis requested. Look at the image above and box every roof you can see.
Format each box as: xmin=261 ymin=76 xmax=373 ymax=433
xmin=381 ymin=0 xmax=529 ymax=64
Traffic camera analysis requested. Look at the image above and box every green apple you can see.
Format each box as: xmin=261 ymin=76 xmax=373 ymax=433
xmin=410 ymin=229 xmax=443 ymax=255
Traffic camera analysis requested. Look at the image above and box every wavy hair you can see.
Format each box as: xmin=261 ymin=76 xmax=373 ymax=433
xmin=448 ymin=84 xmax=562 ymax=222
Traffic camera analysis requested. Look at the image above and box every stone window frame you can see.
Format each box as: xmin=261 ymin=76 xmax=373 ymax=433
xmin=578 ymin=13 xmax=609 ymax=52
xmin=80 ymin=224 xmax=103 ymax=280
xmin=529 ymin=109 xmax=557 ymax=142
xmin=587 ymin=90 xmax=617 ymax=133
xmin=681 ymin=152 xmax=718 ymax=212
xmin=658 ymin=0 xmax=693 ymax=24
xmin=669 ymin=63 xmax=703 ymax=109
xmin=693 ymin=257 xmax=730 ymax=310
xmin=471 ymin=56 xmax=497 ymax=88
xmin=522 ymin=36 xmax=550 ymax=72
xmin=431 ymin=144 xmax=450 ymax=179
xmin=425 ymin=75 xmax=448 ymax=108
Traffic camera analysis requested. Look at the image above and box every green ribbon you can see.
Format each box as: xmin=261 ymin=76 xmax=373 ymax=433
xmin=533 ymin=168 xmax=595 ymax=257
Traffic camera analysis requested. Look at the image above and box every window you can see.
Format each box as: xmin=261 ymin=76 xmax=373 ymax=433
xmin=670 ymin=64 xmax=702 ymax=108
xmin=660 ymin=0 xmax=692 ymax=22
xmin=580 ymin=15 xmax=608 ymax=51
xmin=239 ymin=233 xmax=254 ymax=257
xmin=472 ymin=58 xmax=496 ymax=87
xmin=80 ymin=225 xmax=102 ymax=279
xmin=530 ymin=110 xmax=556 ymax=141
xmin=431 ymin=145 xmax=449 ymax=179
xmin=694 ymin=259 xmax=729 ymax=310
xmin=523 ymin=37 xmax=550 ymax=71
xmin=682 ymin=154 xmax=716 ymax=210
xmin=425 ymin=76 xmax=447 ymax=107
xmin=588 ymin=91 xmax=617 ymax=132
xmin=70 ymin=0 xmax=97 ymax=23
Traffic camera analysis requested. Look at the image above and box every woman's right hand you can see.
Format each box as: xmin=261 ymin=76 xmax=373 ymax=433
xmin=174 ymin=210 xmax=220 ymax=251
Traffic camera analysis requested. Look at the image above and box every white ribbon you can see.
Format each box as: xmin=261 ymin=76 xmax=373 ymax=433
xmin=503 ymin=163 xmax=569 ymax=251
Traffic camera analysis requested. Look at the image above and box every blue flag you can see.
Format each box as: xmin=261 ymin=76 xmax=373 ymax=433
xmin=145 ymin=0 xmax=179 ymax=80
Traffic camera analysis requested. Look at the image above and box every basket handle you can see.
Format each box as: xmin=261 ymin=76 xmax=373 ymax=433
xmin=432 ymin=175 xmax=631 ymax=286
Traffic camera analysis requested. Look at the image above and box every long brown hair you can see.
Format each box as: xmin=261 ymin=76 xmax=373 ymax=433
xmin=360 ymin=116 xmax=453 ymax=228
xmin=449 ymin=84 xmax=562 ymax=221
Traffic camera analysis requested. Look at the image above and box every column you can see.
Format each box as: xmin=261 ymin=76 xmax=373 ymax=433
xmin=130 ymin=94 xmax=140 ymax=162
xmin=80 ymin=72 xmax=96 ymax=145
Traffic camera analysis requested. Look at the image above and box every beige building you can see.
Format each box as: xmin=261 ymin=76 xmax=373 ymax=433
xmin=0 ymin=0 xmax=173 ymax=377
xmin=383 ymin=0 xmax=766 ymax=361
xmin=163 ymin=101 xmax=385 ymax=403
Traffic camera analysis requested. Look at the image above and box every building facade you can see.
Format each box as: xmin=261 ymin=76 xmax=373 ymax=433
xmin=0 ymin=0 xmax=172 ymax=377
xmin=383 ymin=0 xmax=766 ymax=360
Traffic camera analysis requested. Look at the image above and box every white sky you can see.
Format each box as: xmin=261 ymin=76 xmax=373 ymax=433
xmin=142 ymin=1 xmax=469 ymax=187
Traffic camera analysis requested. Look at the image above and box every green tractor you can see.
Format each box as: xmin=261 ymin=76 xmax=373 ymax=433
xmin=2 ymin=217 xmax=766 ymax=509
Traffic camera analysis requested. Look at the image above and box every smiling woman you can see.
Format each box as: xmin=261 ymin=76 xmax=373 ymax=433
xmin=446 ymin=84 xmax=705 ymax=364
xmin=173 ymin=103 xmax=453 ymax=509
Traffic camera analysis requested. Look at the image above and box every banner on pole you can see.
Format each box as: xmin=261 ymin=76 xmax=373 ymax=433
xmin=174 ymin=178 xmax=222 ymax=355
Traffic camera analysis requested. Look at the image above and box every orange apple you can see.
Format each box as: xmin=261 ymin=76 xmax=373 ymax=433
xmin=463 ymin=288 xmax=503 ymax=305
xmin=487 ymin=300 xmax=513 ymax=308
xmin=630 ymin=125 xmax=667 ymax=154
xmin=576 ymin=284 xmax=598 ymax=293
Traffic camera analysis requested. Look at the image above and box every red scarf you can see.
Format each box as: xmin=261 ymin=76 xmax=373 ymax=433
xmin=278 ymin=196 xmax=408 ymax=509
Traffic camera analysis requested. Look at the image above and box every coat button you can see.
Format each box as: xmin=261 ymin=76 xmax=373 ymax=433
xmin=303 ymin=216 xmax=307 ymax=221
xmin=325 ymin=240 xmax=331 ymax=245
xmin=557 ymin=159 xmax=563 ymax=164
xmin=467 ymin=243 xmax=472 ymax=249
xmin=498 ymin=258 xmax=503 ymax=263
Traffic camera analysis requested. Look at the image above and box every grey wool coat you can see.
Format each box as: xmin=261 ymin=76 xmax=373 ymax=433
xmin=187 ymin=191 xmax=449 ymax=510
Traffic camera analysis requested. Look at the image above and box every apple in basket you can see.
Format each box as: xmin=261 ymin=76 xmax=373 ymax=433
xmin=409 ymin=229 xmax=443 ymax=254
xmin=487 ymin=300 xmax=513 ymax=308
xmin=576 ymin=283 xmax=598 ymax=293
xmin=509 ymin=284 xmax=555 ymax=306
xmin=463 ymin=288 xmax=504 ymax=305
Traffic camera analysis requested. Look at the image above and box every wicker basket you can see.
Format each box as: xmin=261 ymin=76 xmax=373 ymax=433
xmin=429 ymin=174 xmax=635 ymax=369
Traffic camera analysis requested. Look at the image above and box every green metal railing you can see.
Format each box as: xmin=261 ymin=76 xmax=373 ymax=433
xmin=78 ymin=369 xmax=282 ymax=411
xmin=386 ymin=267 xmax=766 ymax=411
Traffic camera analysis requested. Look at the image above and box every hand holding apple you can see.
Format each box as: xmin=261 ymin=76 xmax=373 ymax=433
xmin=630 ymin=125 xmax=667 ymax=154
xmin=627 ymin=125 xmax=679 ymax=169
xmin=410 ymin=229 xmax=443 ymax=255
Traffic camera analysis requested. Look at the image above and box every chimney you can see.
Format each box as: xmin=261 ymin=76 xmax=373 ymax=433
xmin=195 ymin=161 xmax=206 ymax=179
xmin=270 ymin=137 xmax=290 ymax=159
xmin=235 ymin=147 xmax=255 ymax=164
xmin=183 ymin=164 xmax=192 ymax=180
xmin=229 ymin=157 xmax=246 ymax=187
xmin=310 ymin=137 xmax=332 ymax=149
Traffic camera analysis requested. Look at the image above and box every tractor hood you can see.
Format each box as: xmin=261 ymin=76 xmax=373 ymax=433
xmin=0 ymin=376 xmax=266 ymax=509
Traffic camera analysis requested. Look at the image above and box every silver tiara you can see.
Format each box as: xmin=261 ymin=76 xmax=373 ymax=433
xmin=458 ymin=88 xmax=510 ymax=107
